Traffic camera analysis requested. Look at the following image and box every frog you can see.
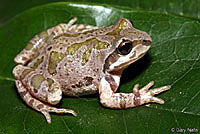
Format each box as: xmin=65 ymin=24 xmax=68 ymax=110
xmin=13 ymin=17 xmax=171 ymax=124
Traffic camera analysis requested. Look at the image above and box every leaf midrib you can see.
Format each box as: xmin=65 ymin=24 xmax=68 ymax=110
xmin=0 ymin=76 xmax=14 ymax=81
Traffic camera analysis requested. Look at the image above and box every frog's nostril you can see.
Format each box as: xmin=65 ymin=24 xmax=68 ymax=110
xmin=142 ymin=40 xmax=151 ymax=46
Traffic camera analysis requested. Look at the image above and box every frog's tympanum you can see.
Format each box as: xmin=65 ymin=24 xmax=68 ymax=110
xmin=13 ymin=17 xmax=171 ymax=123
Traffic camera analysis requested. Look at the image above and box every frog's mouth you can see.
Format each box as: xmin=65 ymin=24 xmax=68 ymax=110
xmin=108 ymin=52 xmax=146 ymax=73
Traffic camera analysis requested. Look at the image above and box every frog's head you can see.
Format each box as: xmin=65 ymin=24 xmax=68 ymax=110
xmin=104 ymin=18 xmax=152 ymax=73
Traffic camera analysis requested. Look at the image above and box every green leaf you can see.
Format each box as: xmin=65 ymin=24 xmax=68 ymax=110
xmin=1 ymin=0 xmax=200 ymax=25
xmin=0 ymin=2 xmax=200 ymax=134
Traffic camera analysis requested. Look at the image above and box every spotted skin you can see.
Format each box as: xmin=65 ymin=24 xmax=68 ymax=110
xmin=14 ymin=17 xmax=98 ymax=65
xmin=13 ymin=17 xmax=171 ymax=124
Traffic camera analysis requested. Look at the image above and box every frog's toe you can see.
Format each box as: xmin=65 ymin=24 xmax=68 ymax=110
xmin=133 ymin=81 xmax=155 ymax=93
xmin=41 ymin=110 xmax=51 ymax=124
xmin=42 ymin=106 xmax=77 ymax=124
xmin=150 ymin=97 xmax=165 ymax=104
xmin=139 ymin=81 xmax=154 ymax=93
xmin=139 ymin=82 xmax=171 ymax=105
xmin=47 ymin=107 xmax=77 ymax=116
xmin=140 ymin=92 xmax=165 ymax=104
xmin=150 ymin=85 xmax=171 ymax=95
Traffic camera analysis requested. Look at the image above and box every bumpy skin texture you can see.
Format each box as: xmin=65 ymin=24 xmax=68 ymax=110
xmin=13 ymin=17 xmax=171 ymax=124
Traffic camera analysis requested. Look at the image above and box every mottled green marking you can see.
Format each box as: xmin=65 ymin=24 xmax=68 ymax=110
xmin=20 ymin=69 xmax=32 ymax=79
xmin=55 ymin=33 xmax=80 ymax=38
xmin=39 ymin=31 xmax=54 ymax=45
xmin=49 ymin=87 xmax=59 ymax=93
xmin=67 ymin=42 xmax=83 ymax=55
xmin=65 ymin=68 xmax=69 ymax=74
xmin=47 ymin=78 xmax=54 ymax=88
xmin=107 ymin=19 xmax=127 ymax=36
xmin=67 ymin=38 xmax=109 ymax=55
xmin=45 ymin=34 xmax=54 ymax=43
xmin=25 ymin=43 xmax=39 ymax=52
xmin=31 ymin=74 xmax=45 ymax=89
xmin=32 ymin=56 xmax=44 ymax=69
xmin=82 ymin=48 xmax=91 ymax=65
xmin=25 ymin=32 xmax=50 ymax=51
xmin=25 ymin=43 xmax=34 ymax=50
xmin=94 ymin=41 xmax=109 ymax=50
xmin=48 ymin=51 xmax=65 ymax=75
xmin=67 ymin=59 xmax=73 ymax=63
xmin=39 ymin=31 xmax=48 ymax=38
xmin=26 ymin=31 xmax=49 ymax=50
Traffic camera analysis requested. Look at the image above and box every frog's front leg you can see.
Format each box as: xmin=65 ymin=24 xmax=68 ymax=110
xmin=13 ymin=65 xmax=77 ymax=123
xmin=99 ymin=75 xmax=171 ymax=109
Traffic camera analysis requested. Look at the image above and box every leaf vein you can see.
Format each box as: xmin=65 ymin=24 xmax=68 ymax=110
xmin=0 ymin=76 xmax=14 ymax=81
xmin=122 ymin=111 xmax=128 ymax=134
xmin=172 ymin=112 xmax=180 ymax=127
xmin=61 ymin=117 xmax=73 ymax=134
xmin=181 ymin=89 xmax=200 ymax=112
xmin=171 ymin=54 xmax=200 ymax=86
xmin=23 ymin=110 xmax=29 ymax=134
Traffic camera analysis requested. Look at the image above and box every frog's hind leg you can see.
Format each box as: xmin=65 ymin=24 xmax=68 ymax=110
xmin=14 ymin=17 xmax=98 ymax=65
xmin=14 ymin=17 xmax=78 ymax=65
xmin=13 ymin=65 xmax=77 ymax=124
xmin=15 ymin=80 xmax=77 ymax=124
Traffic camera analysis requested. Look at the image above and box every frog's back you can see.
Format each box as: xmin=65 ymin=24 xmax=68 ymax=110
xmin=26 ymin=24 xmax=117 ymax=96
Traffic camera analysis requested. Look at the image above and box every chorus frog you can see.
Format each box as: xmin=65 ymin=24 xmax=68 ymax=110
xmin=13 ymin=17 xmax=171 ymax=123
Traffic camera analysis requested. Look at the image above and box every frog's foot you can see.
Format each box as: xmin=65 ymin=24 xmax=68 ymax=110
xmin=133 ymin=81 xmax=171 ymax=105
xmin=15 ymin=79 xmax=77 ymax=124
xmin=99 ymin=77 xmax=171 ymax=109
xmin=41 ymin=107 xmax=77 ymax=124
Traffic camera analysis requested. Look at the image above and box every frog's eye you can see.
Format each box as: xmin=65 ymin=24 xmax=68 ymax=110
xmin=116 ymin=40 xmax=133 ymax=55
